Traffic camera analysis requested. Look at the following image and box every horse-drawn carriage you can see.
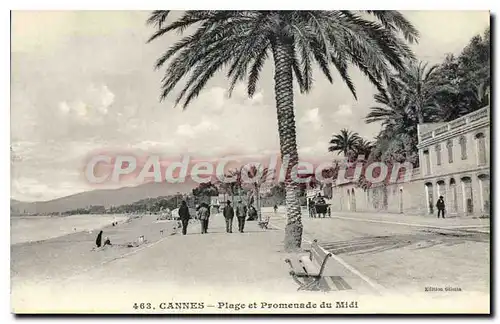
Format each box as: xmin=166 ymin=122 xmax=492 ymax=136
xmin=309 ymin=196 xmax=330 ymax=218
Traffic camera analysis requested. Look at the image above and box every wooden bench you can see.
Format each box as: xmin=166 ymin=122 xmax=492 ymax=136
xmin=284 ymin=239 xmax=333 ymax=291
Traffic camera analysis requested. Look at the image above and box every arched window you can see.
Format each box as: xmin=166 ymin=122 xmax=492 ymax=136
xmin=347 ymin=189 xmax=351 ymax=211
xmin=449 ymin=178 xmax=457 ymax=213
xmin=351 ymin=188 xmax=356 ymax=211
xmin=478 ymin=174 xmax=490 ymax=213
xmin=475 ymin=133 xmax=487 ymax=165
xmin=425 ymin=182 xmax=434 ymax=214
xmin=459 ymin=136 xmax=467 ymax=160
xmin=461 ymin=177 xmax=473 ymax=214
xmin=435 ymin=144 xmax=442 ymax=166
xmin=437 ymin=180 xmax=446 ymax=200
xmin=446 ymin=140 xmax=453 ymax=163
xmin=423 ymin=149 xmax=431 ymax=175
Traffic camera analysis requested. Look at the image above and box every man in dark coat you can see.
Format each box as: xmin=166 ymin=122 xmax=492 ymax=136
xmin=235 ymin=200 xmax=247 ymax=233
xmin=247 ymin=205 xmax=257 ymax=221
xmin=436 ymin=196 xmax=446 ymax=218
xmin=198 ymin=203 xmax=210 ymax=234
xmin=315 ymin=194 xmax=327 ymax=218
xmin=178 ymin=200 xmax=191 ymax=235
xmin=309 ymin=198 xmax=316 ymax=218
xmin=223 ymin=200 xmax=235 ymax=233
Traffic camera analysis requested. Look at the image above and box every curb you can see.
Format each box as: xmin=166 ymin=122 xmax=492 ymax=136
xmin=267 ymin=215 xmax=387 ymax=295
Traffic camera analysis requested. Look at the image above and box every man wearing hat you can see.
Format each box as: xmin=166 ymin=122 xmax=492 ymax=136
xmin=436 ymin=196 xmax=446 ymax=219
xmin=235 ymin=200 xmax=247 ymax=233
xmin=223 ymin=200 xmax=235 ymax=233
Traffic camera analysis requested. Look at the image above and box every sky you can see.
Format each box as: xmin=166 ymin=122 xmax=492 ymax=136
xmin=10 ymin=10 xmax=490 ymax=202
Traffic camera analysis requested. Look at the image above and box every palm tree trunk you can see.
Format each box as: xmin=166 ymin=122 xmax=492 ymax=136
xmin=254 ymin=183 xmax=261 ymax=222
xmin=417 ymin=103 xmax=424 ymax=124
xmin=272 ymin=38 xmax=303 ymax=251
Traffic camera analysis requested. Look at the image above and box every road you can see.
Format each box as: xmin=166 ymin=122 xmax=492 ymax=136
xmin=266 ymin=210 xmax=490 ymax=295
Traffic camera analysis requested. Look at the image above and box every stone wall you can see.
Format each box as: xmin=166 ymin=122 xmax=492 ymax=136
xmin=330 ymin=170 xmax=490 ymax=217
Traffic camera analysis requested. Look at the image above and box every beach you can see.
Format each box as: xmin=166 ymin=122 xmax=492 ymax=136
xmin=11 ymin=212 xmax=489 ymax=314
xmin=10 ymin=214 xmax=130 ymax=245
xmin=11 ymin=214 xmax=179 ymax=288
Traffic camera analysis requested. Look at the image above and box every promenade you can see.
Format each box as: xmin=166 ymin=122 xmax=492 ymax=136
xmin=11 ymin=210 xmax=490 ymax=314
xmin=267 ymin=207 xmax=490 ymax=297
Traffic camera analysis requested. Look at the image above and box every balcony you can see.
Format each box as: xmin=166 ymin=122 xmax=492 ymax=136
xmin=419 ymin=106 xmax=489 ymax=142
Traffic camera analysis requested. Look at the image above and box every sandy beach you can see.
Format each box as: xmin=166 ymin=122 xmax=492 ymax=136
xmin=11 ymin=213 xmax=489 ymax=314
xmin=11 ymin=215 xmax=179 ymax=287
xmin=10 ymin=214 xmax=130 ymax=245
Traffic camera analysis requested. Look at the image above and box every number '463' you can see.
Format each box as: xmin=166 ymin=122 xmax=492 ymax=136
xmin=133 ymin=303 xmax=152 ymax=310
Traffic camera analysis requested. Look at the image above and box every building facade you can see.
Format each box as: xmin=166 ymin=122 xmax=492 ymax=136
xmin=331 ymin=106 xmax=490 ymax=217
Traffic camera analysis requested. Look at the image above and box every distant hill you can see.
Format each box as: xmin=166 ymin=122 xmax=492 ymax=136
xmin=10 ymin=181 xmax=197 ymax=215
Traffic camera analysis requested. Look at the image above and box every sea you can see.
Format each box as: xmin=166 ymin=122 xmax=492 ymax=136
xmin=10 ymin=214 xmax=129 ymax=245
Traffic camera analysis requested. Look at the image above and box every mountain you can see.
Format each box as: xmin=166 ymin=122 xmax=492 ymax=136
xmin=10 ymin=181 xmax=197 ymax=215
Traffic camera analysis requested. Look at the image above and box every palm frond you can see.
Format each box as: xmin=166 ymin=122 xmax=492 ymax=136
xmin=148 ymin=10 xmax=418 ymax=112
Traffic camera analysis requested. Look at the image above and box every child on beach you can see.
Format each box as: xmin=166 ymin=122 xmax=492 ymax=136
xmin=103 ymin=236 xmax=112 ymax=246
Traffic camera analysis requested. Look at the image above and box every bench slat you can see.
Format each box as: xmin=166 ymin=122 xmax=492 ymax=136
xmin=299 ymin=255 xmax=320 ymax=276
xmin=311 ymin=241 xmax=328 ymax=260
xmin=286 ymin=239 xmax=334 ymax=291
xmin=288 ymin=260 xmax=304 ymax=273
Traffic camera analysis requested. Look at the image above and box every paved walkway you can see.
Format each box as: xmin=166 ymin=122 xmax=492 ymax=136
xmin=267 ymin=207 xmax=490 ymax=232
xmin=264 ymin=207 xmax=489 ymax=309
xmin=327 ymin=211 xmax=490 ymax=233
xmin=12 ymin=213 xmax=380 ymax=314
xmin=12 ymin=209 xmax=489 ymax=313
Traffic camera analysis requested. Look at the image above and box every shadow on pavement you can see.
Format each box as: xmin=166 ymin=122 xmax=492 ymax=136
xmin=320 ymin=229 xmax=489 ymax=255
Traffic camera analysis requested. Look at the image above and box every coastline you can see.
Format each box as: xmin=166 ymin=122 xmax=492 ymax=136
xmin=10 ymin=214 xmax=131 ymax=245
xmin=11 ymin=214 xmax=179 ymax=286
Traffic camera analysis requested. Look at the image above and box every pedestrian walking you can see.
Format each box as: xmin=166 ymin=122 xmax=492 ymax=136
xmin=436 ymin=196 xmax=446 ymax=218
xmin=309 ymin=199 xmax=316 ymax=218
xmin=235 ymin=200 xmax=247 ymax=233
xmin=223 ymin=200 xmax=235 ymax=233
xmin=198 ymin=203 xmax=210 ymax=234
xmin=273 ymin=204 xmax=278 ymax=213
xmin=178 ymin=200 xmax=191 ymax=235
xmin=315 ymin=194 xmax=327 ymax=218
xmin=194 ymin=204 xmax=200 ymax=220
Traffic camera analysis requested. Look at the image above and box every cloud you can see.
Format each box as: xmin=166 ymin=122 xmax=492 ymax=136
xmin=10 ymin=11 xmax=489 ymax=201
xmin=333 ymin=104 xmax=353 ymax=118
xmin=88 ymin=84 xmax=115 ymax=114
xmin=300 ymin=107 xmax=322 ymax=130
xmin=57 ymin=84 xmax=115 ymax=121
xmin=298 ymin=141 xmax=330 ymax=158
xmin=176 ymin=119 xmax=220 ymax=138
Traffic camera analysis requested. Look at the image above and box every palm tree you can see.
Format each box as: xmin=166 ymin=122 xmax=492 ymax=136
xmin=397 ymin=61 xmax=456 ymax=124
xmin=365 ymin=80 xmax=410 ymax=124
xmin=470 ymin=81 xmax=490 ymax=110
xmin=328 ymin=128 xmax=362 ymax=157
xmin=242 ymin=166 xmax=270 ymax=222
xmin=365 ymin=83 xmax=419 ymax=138
xmin=215 ymin=168 xmax=243 ymax=204
xmin=147 ymin=10 xmax=418 ymax=251
xmin=355 ymin=139 xmax=374 ymax=160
